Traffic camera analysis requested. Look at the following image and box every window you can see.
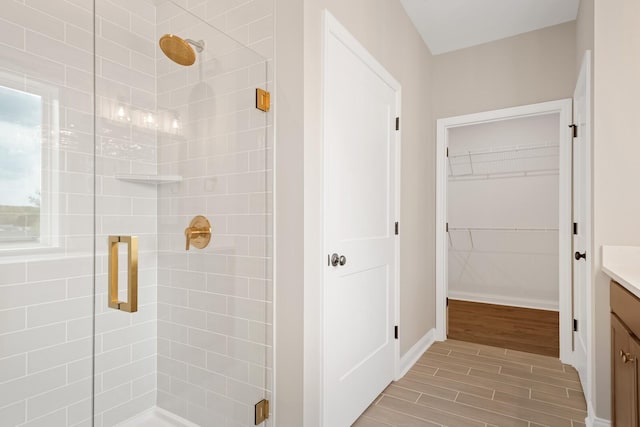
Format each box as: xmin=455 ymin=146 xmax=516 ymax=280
xmin=0 ymin=78 xmax=59 ymax=250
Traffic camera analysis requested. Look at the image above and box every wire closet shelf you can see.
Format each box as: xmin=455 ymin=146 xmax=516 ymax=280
xmin=448 ymin=142 xmax=559 ymax=180
xmin=447 ymin=226 xmax=559 ymax=250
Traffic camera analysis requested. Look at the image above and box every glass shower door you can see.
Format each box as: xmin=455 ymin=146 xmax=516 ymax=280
xmin=0 ymin=1 xmax=272 ymax=424
xmin=0 ymin=1 xmax=95 ymax=426
xmin=94 ymin=1 xmax=272 ymax=426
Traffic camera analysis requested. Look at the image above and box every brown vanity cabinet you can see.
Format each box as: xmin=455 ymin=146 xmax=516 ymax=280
xmin=611 ymin=280 xmax=640 ymax=426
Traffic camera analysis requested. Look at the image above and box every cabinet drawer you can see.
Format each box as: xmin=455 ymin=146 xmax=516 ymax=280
xmin=611 ymin=280 xmax=640 ymax=338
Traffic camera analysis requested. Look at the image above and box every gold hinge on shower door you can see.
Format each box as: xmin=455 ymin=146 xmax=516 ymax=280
xmin=256 ymin=88 xmax=270 ymax=112
xmin=254 ymin=399 xmax=270 ymax=424
xmin=108 ymin=235 xmax=138 ymax=313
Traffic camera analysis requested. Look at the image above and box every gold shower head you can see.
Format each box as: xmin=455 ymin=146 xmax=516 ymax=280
xmin=159 ymin=34 xmax=204 ymax=66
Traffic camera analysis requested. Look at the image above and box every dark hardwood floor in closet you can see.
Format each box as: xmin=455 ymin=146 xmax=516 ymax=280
xmin=447 ymin=299 xmax=559 ymax=358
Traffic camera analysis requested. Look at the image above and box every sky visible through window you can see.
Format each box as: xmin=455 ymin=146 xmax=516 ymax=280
xmin=0 ymin=85 xmax=42 ymax=242
xmin=0 ymin=85 xmax=42 ymax=206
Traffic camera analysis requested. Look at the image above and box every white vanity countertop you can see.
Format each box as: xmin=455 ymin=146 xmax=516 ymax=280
xmin=602 ymin=246 xmax=640 ymax=299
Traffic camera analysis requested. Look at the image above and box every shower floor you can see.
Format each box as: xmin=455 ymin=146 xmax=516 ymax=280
xmin=116 ymin=407 xmax=198 ymax=427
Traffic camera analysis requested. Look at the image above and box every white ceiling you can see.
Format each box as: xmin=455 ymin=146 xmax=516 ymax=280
xmin=400 ymin=0 xmax=580 ymax=55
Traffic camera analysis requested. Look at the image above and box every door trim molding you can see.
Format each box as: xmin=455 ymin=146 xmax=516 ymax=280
xmin=319 ymin=10 xmax=402 ymax=425
xmin=435 ymin=99 xmax=574 ymax=363
xmin=575 ymin=49 xmax=595 ymax=424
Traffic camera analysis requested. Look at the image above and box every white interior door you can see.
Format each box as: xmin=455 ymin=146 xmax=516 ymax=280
xmin=571 ymin=51 xmax=591 ymax=384
xmin=323 ymin=12 xmax=399 ymax=427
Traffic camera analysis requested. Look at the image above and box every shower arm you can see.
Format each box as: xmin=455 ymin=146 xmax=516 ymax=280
xmin=184 ymin=39 xmax=205 ymax=52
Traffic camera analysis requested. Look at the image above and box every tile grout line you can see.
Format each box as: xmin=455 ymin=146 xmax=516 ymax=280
xmin=414 ymin=392 xmax=533 ymax=426
xmin=402 ymin=373 xmax=513 ymax=402
xmin=491 ymin=391 xmax=587 ymax=422
xmin=528 ymin=395 xmax=588 ymax=413
xmin=428 ymin=350 xmax=537 ymax=373
xmin=368 ymin=400 xmax=477 ymax=427
xmin=490 ymin=369 xmax=584 ymax=391
xmin=357 ymin=340 xmax=588 ymax=426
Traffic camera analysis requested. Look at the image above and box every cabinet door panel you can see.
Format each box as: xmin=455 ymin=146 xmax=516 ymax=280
xmin=631 ymin=334 xmax=640 ymax=426
xmin=612 ymin=313 xmax=636 ymax=426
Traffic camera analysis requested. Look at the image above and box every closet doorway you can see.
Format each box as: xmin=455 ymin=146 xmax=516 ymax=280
xmin=435 ymin=100 xmax=573 ymax=361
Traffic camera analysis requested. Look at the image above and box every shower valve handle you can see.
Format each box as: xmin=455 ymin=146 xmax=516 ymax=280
xmin=185 ymin=228 xmax=209 ymax=250
xmin=184 ymin=216 xmax=212 ymax=251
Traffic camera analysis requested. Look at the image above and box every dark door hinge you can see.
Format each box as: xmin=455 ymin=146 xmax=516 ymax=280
xmin=446 ymin=297 xmax=449 ymax=307
xmin=395 ymin=117 xmax=400 ymax=131
xmin=394 ymin=325 xmax=399 ymax=339
xmin=395 ymin=222 xmax=399 ymax=235
xmin=573 ymin=318 xmax=578 ymax=332
xmin=569 ymin=124 xmax=578 ymax=138
xmin=446 ymin=222 xmax=449 ymax=233
xmin=446 ymin=147 xmax=449 ymax=158
xmin=573 ymin=223 xmax=578 ymax=235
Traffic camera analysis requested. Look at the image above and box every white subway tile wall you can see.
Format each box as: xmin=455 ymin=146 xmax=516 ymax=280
xmin=1 ymin=0 xmax=96 ymax=425
xmin=155 ymin=0 xmax=273 ymax=425
xmin=93 ymin=1 xmax=159 ymax=426
xmin=0 ymin=0 xmax=273 ymax=426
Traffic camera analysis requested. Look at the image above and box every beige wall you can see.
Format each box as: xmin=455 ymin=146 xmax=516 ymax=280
xmin=274 ymin=0 xmax=304 ymax=425
xmin=592 ymin=0 xmax=640 ymax=422
xmin=274 ymin=0 xmax=434 ymax=424
xmin=274 ymin=3 xmax=600 ymax=426
xmin=304 ymin=0 xmax=436 ymax=352
xmin=576 ymin=0 xmax=594 ymax=74
xmin=301 ymin=1 xmax=435 ymax=425
xmin=433 ymin=21 xmax=577 ymax=119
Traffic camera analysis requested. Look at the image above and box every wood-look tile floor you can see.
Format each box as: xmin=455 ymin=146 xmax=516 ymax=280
xmin=354 ymin=339 xmax=587 ymax=427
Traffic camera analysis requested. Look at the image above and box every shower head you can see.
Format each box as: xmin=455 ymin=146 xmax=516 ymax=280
xmin=159 ymin=34 xmax=205 ymax=66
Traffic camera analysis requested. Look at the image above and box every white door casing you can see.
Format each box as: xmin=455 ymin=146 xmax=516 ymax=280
xmin=322 ymin=11 xmax=401 ymax=427
xmin=571 ymin=50 xmax=592 ymax=396
xmin=435 ymin=100 xmax=574 ymax=362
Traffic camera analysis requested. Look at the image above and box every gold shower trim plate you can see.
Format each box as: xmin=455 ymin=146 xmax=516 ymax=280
xmin=185 ymin=215 xmax=212 ymax=250
xmin=108 ymin=236 xmax=138 ymax=313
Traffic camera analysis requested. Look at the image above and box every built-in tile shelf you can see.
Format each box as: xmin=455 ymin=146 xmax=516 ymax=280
xmin=115 ymin=174 xmax=183 ymax=184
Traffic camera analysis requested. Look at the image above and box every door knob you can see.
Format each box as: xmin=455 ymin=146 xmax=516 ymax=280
xmin=330 ymin=253 xmax=347 ymax=267
xmin=331 ymin=253 xmax=340 ymax=266
xmin=574 ymin=251 xmax=586 ymax=261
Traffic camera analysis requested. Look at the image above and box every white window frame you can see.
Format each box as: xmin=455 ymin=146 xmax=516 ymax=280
xmin=0 ymin=73 xmax=61 ymax=253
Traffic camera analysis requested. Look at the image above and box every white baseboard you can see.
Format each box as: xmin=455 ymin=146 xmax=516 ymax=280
xmin=448 ymin=291 xmax=559 ymax=311
xmin=396 ymin=328 xmax=436 ymax=380
xmin=585 ymin=400 xmax=611 ymax=427
xmin=586 ymin=415 xmax=611 ymax=427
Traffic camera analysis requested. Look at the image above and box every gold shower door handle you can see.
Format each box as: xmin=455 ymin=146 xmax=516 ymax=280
xmin=108 ymin=236 xmax=138 ymax=313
